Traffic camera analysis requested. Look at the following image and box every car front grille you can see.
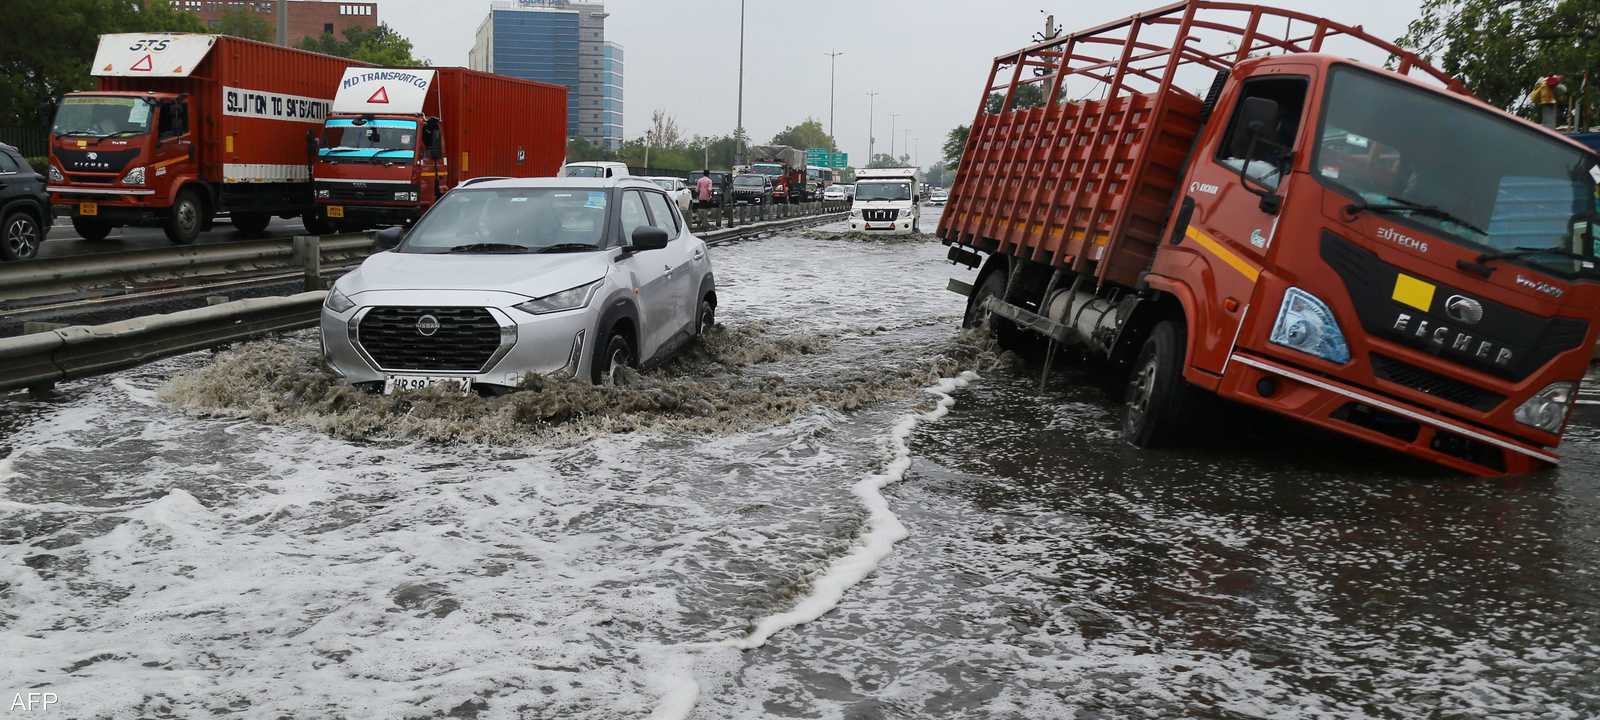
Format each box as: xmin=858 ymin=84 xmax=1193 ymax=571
xmin=1370 ymin=353 xmax=1505 ymax=412
xmin=863 ymin=209 xmax=899 ymax=222
xmin=319 ymin=183 xmax=416 ymax=203
xmin=357 ymin=306 xmax=504 ymax=372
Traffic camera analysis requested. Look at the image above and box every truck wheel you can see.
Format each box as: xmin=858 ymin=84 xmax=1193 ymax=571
xmin=1123 ymin=320 xmax=1193 ymax=448
xmin=2 ymin=211 xmax=42 ymax=261
xmin=592 ymin=328 xmax=636 ymax=386
xmin=232 ymin=212 xmax=271 ymax=236
xmin=72 ymin=218 xmax=114 ymax=242
xmin=964 ymin=267 xmax=1021 ymax=349
xmin=302 ymin=213 xmax=335 ymax=236
xmin=164 ymin=190 xmax=204 ymax=245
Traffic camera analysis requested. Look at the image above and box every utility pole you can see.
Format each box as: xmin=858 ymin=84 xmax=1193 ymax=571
xmin=889 ymin=113 xmax=901 ymax=160
xmin=735 ymin=0 xmax=746 ymax=166
xmin=866 ymin=91 xmax=879 ymax=164
xmin=825 ymin=51 xmax=844 ymax=154
xmin=275 ymin=0 xmax=288 ymax=47
xmin=903 ymin=129 xmax=911 ymax=164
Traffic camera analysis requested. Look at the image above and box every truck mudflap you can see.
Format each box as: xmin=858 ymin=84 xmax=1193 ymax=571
xmin=1220 ymin=351 xmax=1559 ymax=476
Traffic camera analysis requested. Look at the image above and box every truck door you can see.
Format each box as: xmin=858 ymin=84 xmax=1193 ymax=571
xmin=1175 ymin=70 xmax=1312 ymax=373
xmin=153 ymin=99 xmax=191 ymax=184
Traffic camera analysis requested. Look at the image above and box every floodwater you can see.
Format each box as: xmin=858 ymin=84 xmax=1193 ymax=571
xmin=2 ymin=212 xmax=1598 ymax=719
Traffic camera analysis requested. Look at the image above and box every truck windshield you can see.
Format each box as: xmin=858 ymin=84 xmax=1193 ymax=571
xmin=856 ymin=182 xmax=911 ymax=202
xmin=319 ymin=119 xmax=417 ymax=163
xmin=51 ymin=96 xmax=152 ymax=138
xmin=1315 ymin=65 xmax=1599 ymax=276
xmin=752 ymin=164 xmax=784 ymax=176
xmin=401 ymin=188 xmax=609 ymax=254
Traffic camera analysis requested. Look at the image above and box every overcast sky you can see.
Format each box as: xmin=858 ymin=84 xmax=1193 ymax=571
xmin=380 ymin=0 xmax=1427 ymax=165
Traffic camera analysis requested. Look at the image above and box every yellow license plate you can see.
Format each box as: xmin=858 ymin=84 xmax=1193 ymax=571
xmin=79 ymin=202 xmax=98 ymax=216
xmin=326 ymin=205 xmax=344 ymax=219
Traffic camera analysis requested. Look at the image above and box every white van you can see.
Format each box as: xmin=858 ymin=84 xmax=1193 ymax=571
xmin=849 ymin=168 xmax=921 ymax=234
xmin=559 ymin=161 xmax=631 ymax=179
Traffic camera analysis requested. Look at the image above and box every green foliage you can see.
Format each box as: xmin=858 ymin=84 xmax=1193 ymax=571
xmin=943 ymin=125 xmax=970 ymax=169
xmin=770 ymin=118 xmax=835 ymax=150
xmin=866 ymin=153 xmax=903 ymax=169
xmin=1398 ymin=0 xmax=1600 ymax=124
xmin=26 ymin=156 xmax=49 ymax=174
xmin=0 ymin=0 xmax=205 ymax=127
xmin=985 ymin=83 xmax=1046 ymax=114
xmin=922 ymin=161 xmax=951 ymax=187
xmin=214 ymin=8 xmax=274 ymax=42
xmin=298 ymin=24 xmax=428 ymax=67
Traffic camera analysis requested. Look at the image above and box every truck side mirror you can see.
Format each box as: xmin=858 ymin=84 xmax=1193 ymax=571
xmin=1227 ymin=96 xmax=1281 ymax=160
xmin=306 ymin=131 xmax=320 ymax=161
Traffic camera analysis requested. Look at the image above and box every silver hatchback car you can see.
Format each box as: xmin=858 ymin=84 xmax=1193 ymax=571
xmin=320 ymin=177 xmax=717 ymax=393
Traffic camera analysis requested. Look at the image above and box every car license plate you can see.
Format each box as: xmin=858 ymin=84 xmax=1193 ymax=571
xmin=326 ymin=205 xmax=344 ymax=219
xmin=383 ymin=375 xmax=473 ymax=396
xmin=868 ymin=223 xmax=893 ymax=229
xmin=79 ymin=202 xmax=98 ymax=216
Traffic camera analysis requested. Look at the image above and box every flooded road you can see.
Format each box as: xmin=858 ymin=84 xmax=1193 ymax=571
xmin=2 ymin=212 xmax=1598 ymax=719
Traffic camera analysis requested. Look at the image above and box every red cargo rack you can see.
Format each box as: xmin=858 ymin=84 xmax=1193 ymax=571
xmin=939 ymin=0 xmax=1464 ymax=287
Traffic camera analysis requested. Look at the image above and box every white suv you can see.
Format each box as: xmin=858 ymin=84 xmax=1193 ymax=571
xmin=320 ymin=177 xmax=717 ymax=392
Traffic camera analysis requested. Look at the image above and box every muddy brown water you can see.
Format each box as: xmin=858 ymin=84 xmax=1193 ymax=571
xmin=1 ymin=215 xmax=1596 ymax=719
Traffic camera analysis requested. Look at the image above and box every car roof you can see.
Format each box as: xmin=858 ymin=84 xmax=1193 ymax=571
xmin=457 ymin=176 xmax=663 ymax=191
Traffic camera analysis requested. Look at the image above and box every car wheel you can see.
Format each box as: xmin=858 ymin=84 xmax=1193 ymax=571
xmin=232 ymin=212 xmax=271 ymax=236
xmin=695 ymin=297 xmax=716 ymax=337
xmin=1122 ymin=320 xmax=1194 ymax=448
xmin=72 ymin=218 xmax=114 ymax=242
xmin=164 ymin=189 xmax=204 ymax=245
xmin=592 ymin=328 xmax=636 ymax=386
xmin=1 ymin=211 xmax=42 ymax=261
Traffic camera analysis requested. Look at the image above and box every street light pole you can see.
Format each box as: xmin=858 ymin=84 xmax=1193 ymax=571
xmin=889 ymin=113 xmax=901 ymax=160
xmin=825 ymin=51 xmax=844 ymax=154
xmin=736 ymin=0 xmax=746 ymax=166
xmin=867 ymin=91 xmax=879 ymax=164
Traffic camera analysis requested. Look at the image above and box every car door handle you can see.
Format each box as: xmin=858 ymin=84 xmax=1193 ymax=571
xmin=692 ymin=250 xmax=704 ymax=261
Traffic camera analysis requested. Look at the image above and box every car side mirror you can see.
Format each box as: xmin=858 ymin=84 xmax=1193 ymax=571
xmin=630 ymin=225 xmax=670 ymax=251
xmin=373 ymin=225 xmax=405 ymax=250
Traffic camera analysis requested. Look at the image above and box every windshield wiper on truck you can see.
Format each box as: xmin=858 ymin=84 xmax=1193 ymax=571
xmin=1477 ymin=246 xmax=1597 ymax=266
xmin=448 ymin=243 xmax=532 ymax=254
xmin=1345 ymin=197 xmax=1488 ymax=236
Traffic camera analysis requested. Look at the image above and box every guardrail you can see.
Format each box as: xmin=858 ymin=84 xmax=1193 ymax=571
xmin=688 ymin=200 xmax=849 ymax=234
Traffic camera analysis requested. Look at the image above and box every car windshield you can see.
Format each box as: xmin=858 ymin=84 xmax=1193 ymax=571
xmin=856 ymin=181 xmax=911 ymax=202
xmin=318 ymin=119 xmax=417 ymax=163
xmin=752 ymin=164 xmax=783 ymax=176
xmin=734 ymin=176 xmax=765 ymax=187
xmin=1315 ymin=65 xmax=1599 ymax=276
xmin=564 ymin=165 xmax=606 ymax=178
xmin=399 ymin=188 xmax=610 ymax=254
xmin=51 ymin=96 xmax=152 ymax=138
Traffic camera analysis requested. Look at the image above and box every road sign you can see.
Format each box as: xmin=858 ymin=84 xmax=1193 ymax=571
xmin=805 ymin=149 xmax=849 ymax=170
xmin=831 ymin=152 xmax=848 ymax=169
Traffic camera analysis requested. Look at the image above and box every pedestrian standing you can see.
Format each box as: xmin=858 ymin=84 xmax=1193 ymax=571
xmin=697 ymin=171 xmax=714 ymax=206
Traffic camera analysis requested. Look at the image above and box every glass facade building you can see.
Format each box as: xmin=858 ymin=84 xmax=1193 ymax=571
xmin=469 ymin=0 xmax=621 ymax=148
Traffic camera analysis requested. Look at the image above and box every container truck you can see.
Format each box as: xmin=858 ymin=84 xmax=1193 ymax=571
xmin=940 ymin=1 xmax=1600 ymax=476
xmin=310 ymin=67 xmax=568 ymax=231
xmin=47 ymin=34 xmax=363 ymax=243
xmin=748 ymin=145 xmax=806 ymax=203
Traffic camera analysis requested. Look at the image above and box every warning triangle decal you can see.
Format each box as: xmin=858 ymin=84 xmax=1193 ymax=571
xmin=130 ymin=54 xmax=154 ymax=72
xmin=366 ymin=86 xmax=390 ymax=104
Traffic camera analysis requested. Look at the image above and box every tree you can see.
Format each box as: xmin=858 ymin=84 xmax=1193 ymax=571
xmin=943 ymin=125 xmax=970 ymax=170
xmin=648 ymin=109 xmax=683 ymax=148
xmin=214 ymin=8 xmax=273 ymax=42
xmin=985 ymin=82 xmax=1047 ymax=114
xmin=0 ymin=0 xmax=205 ymax=127
xmin=866 ymin=153 xmax=903 ymax=169
xmin=298 ymin=24 xmax=428 ymax=67
xmin=1398 ymin=0 xmax=1600 ymax=124
xmin=923 ymin=161 xmax=951 ymax=187
xmin=770 ymin=118 xmax=835 ymax=149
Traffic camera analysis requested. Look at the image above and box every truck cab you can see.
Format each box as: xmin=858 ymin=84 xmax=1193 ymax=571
xmin=313 ymin=112 xmax=440 ymax=231
xmin=49 ymin=91 xmax=198 ymax=242
xmin=850 ymin=168 xmax=920 ymax=234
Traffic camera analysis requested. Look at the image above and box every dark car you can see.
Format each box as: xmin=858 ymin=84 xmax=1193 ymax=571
xmin=730 ymin=174 xmax=773 ymax=205
xmin=0 ymin=144 xmax=52 ymax=261
xmin=686 ymin=171 xmax=732 ymax=207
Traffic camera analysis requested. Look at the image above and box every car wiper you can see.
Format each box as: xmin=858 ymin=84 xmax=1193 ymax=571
xmin=448 ymin=243 xmax=532 ymax=254
xmin=533 ymin=243 xmax=600 ymax=254
xmin=1477 ymin=246 xmax=1596 ymax=265
xmin=1345 ymin=197 xmax=1488 ymax=236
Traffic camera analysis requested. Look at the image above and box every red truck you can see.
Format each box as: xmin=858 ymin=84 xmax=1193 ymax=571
xmin=941 ymin=2 xmax=1600 ymax=476
xmin=309 ymin=67 xmax=568 ymax=232
xmin=747 ymin=145 xmax=807 ymax=204
xmin=47 ymin=34 xmax=361 ymax=243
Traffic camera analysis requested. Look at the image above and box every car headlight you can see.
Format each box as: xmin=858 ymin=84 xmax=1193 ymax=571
xmin=122 ymin=166 xmax=146 ymax=186
xmin=1515 ymin=381 xmax=1577 ymax=434
xmin=49 ymin=165 xmax=64 ymax=183
xmin=1269 ymin=287 xmax=1351 ymax=364
xmin=513 ymin=280 xmax=602 ymax=315
xmin=316 ymin=189 xmax=331 ymax=200
xmin=324 ymin=285 xmax=356 ymax=313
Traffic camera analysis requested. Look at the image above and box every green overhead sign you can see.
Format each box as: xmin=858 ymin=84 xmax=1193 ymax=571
xmin=806 ymin=148 xmax=850 ymax=169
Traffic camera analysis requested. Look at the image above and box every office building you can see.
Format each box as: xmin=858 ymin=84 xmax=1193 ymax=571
xmin=469 ymin=0 xmax=623 ymax=150
xmin=165 ymin=1 xmax=378 ymax=46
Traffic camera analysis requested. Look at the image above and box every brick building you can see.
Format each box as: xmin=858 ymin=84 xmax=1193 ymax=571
xmin=166 ymin=1 xmax=378 ymax=46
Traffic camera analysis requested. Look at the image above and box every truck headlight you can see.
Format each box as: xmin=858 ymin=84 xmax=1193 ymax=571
xmin=49 ymin=165 xmax=64 ymax=183
xmin=1514 ymin=381 xmax=1576 ymax=434
xmin=513 ymin=280 xmax=602 ymax=315
xmin=324 ymin=286 xmax=356 ymax=313
xmin=850 ymin=209 xmax=862 ymax=218
xmin=394 ymin=191 xmax=418 ymax=201
xmin=316 ymin=189 xmax=331 ymax=200
xmin=122 ymin=166 xmax=146 ymax=186
xmin=1269 ymin=287 xmax=1351 ymax=364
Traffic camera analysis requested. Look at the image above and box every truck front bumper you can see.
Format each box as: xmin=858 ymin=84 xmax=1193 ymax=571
xmin=319 ymin=203 xmax=420 ymax=227
xmin=1219 ymin=350 xmax=1559 ymax=476
xmin=849 ymin=217 xmax=915 ymax=234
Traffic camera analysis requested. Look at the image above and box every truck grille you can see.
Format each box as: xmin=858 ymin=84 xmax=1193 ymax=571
xmin=318 ymin=183 xmax=416 ymax=203
xmin=357 ymin=307 xmax=504 ymax=372
xmin=863 ymin=209 xmax=899 ymax=222
xmin=1370 ymin=353 xmax=1505 ymax=412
